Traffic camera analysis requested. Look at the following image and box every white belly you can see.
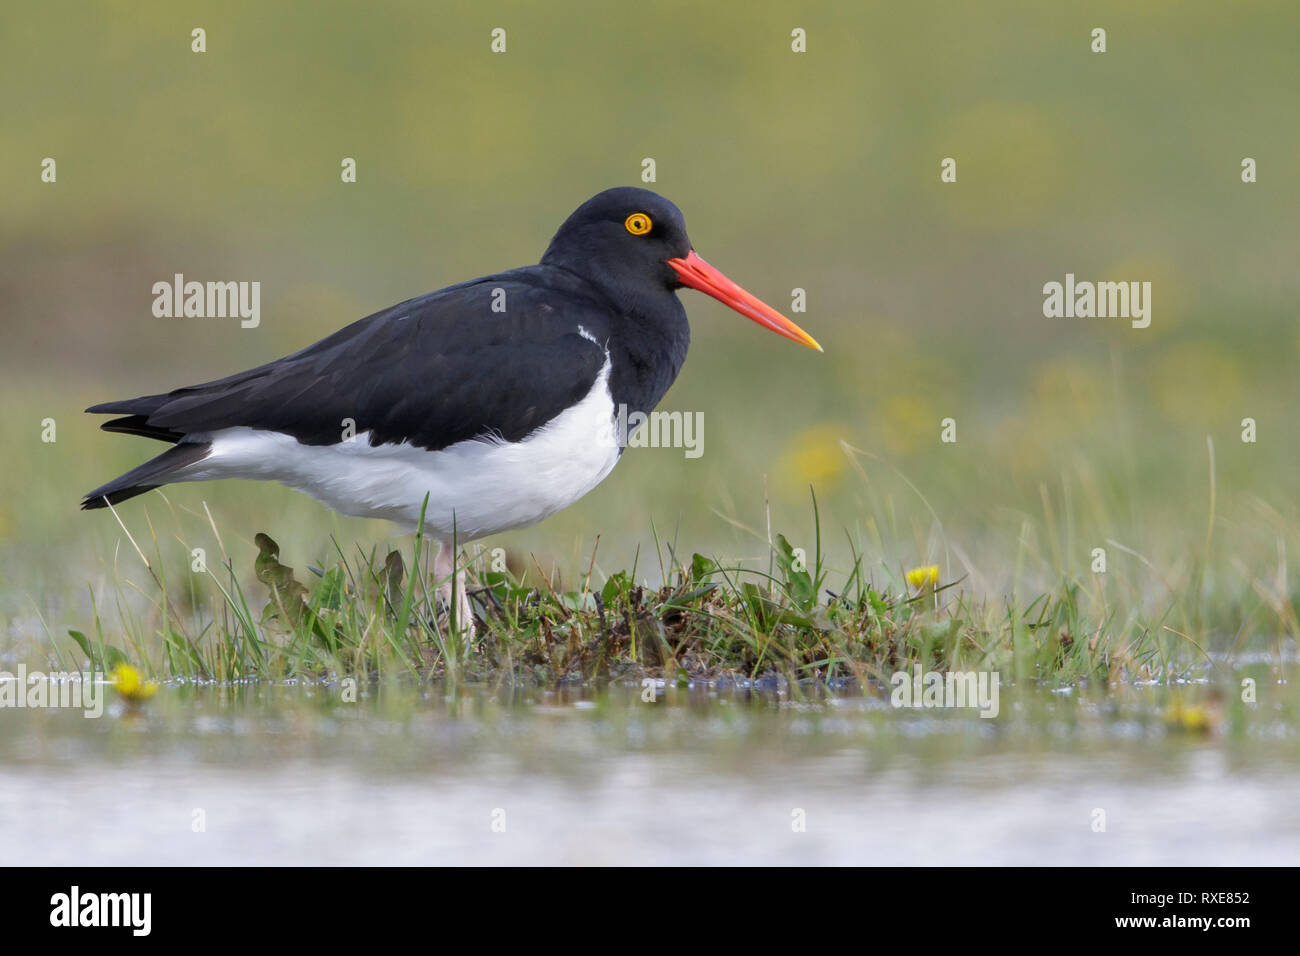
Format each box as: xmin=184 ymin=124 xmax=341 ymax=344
xmin=176 ymin=360 xmax=622 ymax=539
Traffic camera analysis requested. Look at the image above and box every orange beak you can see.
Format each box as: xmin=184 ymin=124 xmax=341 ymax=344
xmin=667 ymin=250 xmax=823 ymax=352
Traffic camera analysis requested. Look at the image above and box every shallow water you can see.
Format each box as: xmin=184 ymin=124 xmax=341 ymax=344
xmin=1 ymin=676 xmax=1297 ymax=865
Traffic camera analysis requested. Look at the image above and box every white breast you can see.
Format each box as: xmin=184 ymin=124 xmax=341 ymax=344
xmin=176 ymin=358 xmax=622 ymax=539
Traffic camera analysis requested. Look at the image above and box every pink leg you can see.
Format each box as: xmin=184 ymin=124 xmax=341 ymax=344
xmin=432 ymin=539 xmax=474 ymax=637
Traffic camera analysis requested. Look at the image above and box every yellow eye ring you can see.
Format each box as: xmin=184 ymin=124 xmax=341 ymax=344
xmin=624 ymin=213 xmax=652 ymax=235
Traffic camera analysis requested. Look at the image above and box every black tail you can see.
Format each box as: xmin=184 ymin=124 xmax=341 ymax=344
xmin=86 ymin=395 xmax=184 ymax=443
xmin=81 ymin=441 xmax=212 ymax=510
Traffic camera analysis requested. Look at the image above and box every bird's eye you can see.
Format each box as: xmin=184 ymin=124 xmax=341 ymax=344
xmin=624 ymin=213 xmax=652 ymax=236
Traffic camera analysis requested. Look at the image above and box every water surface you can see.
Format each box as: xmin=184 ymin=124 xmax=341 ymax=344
xmin=1 ymin=675 xmax=1296 ymax=865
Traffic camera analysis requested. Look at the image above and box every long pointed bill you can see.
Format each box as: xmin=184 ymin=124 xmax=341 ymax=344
xmin=667 ymin=250 xmax=823 ymax=352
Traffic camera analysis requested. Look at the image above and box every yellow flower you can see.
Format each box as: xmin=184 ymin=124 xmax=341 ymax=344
xmin=905 ymin=565 xmax=940 ymax=590
xmin=878 ymin=395 xmax=938 ymax=458
xmin=110 ymin=664 xmax=157 ymax=702
xmin=776 ymin=424 xmax=850 ymax=496
xmin=1163 ymin=702 xmax=1216 ymax=735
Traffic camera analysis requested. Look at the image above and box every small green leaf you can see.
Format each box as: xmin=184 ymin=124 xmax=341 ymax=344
xmin=689 ymin=553 xmax=716 ymax=583
xmin=102 ymin=645 xmax=129 ymax=670
xmin=601 ymin=571 xmax=632 ymax=608
xmin=310 ymin=566 xmax=347 ymax=611
xmin=773 ymin=533 xmax=814 ymax=611
xmin=67 ymin=629 xmax=127 ymax=671
xmin=67 ymin=629 xmax=92 ymax=661
xmin=254 ymin=532 xmax=311 ymax=627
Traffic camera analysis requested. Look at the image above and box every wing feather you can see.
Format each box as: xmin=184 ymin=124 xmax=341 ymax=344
xmin=88 ymin=267 xmax=613 ymax=451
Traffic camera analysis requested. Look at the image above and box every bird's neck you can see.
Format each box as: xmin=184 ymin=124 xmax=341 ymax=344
xmin=605 ymin=295 xmax=690 ymax=420
xmin=537 ymin=262 xmax=691 ymax=416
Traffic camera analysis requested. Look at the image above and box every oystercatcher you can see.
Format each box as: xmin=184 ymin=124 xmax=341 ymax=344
xmin=83 ymin=187 xmax=821 ymax=625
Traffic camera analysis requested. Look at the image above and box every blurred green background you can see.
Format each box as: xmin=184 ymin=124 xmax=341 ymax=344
xmin=2 ymin=1 xmax=1298 ymax=653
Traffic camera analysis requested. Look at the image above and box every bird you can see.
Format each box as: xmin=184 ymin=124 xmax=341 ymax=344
xmin=82 ymin=186 xmax=822 ymax=629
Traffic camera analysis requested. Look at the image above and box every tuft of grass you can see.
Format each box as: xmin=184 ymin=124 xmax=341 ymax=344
xmin=54 ymin=492 xmax=1272 ymax=688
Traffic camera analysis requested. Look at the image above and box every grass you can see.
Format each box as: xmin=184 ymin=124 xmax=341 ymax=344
xmin=40 ymin=476 xmax=1296 ymax=689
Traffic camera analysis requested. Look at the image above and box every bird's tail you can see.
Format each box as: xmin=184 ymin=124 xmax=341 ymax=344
xmin=81 ymin=441 xmax=212 ymax=510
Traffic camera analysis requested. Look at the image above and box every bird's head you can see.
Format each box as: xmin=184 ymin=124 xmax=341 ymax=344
xmin=542 ymin=187 xmax=822 ymax=351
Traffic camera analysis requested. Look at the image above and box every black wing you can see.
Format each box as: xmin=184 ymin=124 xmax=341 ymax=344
xmin=87 ymin=266 xmax=614 ymax=452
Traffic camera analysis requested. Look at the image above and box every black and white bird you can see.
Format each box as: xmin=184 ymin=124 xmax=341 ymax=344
xmin=83 ymin=187 xmax=821 ymax=624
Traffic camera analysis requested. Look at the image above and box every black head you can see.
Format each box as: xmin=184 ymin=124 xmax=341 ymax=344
xmin=541 ymin=187 xmax=691 ymax=304
xmin=542 ymin=187 xmax=822 ymax=351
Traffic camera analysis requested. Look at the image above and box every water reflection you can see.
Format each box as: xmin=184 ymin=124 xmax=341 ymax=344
xmin=0 ymin=673 xmax=1295 ymax=864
